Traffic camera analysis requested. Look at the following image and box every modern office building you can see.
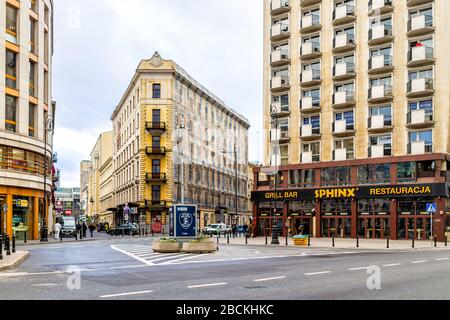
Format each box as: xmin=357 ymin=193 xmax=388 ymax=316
xmin=87 ymin=132 xmax=113 ymax=224
xmin=55 ymin=187 xmax=81 ymax=218
xmin=253 ymin=0 xmax=450 ymax=241
xmin=110 ymin=52 xmax=250 ymax=231
xmin=0 ymin=0 xmax=54 ymax=240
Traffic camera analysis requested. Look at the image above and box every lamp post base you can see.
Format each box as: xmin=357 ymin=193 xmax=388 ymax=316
xmin=40 ymin=220 xmax=48 ymax=242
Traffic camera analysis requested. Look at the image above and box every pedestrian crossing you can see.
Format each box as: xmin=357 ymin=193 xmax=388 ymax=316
xmin=111 ymin=245 xmax=210 ymax=266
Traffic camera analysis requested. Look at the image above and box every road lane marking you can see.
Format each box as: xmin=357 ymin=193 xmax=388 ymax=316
xmin=100 ymin=290 xmax=153 ymax=298
xmin=305 ymin=271 xmax=332 ymax=276
xmin=162 ymin=254 xmax=211 ymax=265
xmin=411 ymin=260 xmax=427 ymax=264
xmin=0 ymin=271 xmax=64 ymax=278
xmin=348 ymin=267 xmax=369 ymax=271
xmin=254 ymin=276 xmax=287 ymax=282
xmin=383 ymin=263 xmax=402 ymax=267
xmin=435 ymin=258 xmax=450 ymax=261
xmin=188 ymin=283 xmax=227 ymax=289
xmin=146 ymin=254 xmax=191 ymax=263
xmin=111 ymin=245 xmax=155 ymax=266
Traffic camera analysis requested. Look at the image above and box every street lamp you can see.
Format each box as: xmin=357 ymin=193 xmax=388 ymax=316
xmin=270 ymin=105 xmax=280 ymax=245
xmin=176 ymin=124 xmax=186 ymax=204
xmin=41 ymin=114 xmax=53 ymax=242
xmin=220 ymin=142 xmax=239 ymax=229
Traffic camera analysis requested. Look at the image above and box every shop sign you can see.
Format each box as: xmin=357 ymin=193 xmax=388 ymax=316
xmin=16 ymin=200 xmax=28 ymax=208
xmin=252 ymin=183 xmax=448 ymax=202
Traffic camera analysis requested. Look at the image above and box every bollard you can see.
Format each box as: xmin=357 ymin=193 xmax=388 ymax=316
xmin=286 ymin=235 xmax=288 ymax=246
xmin=245 ymin=234 xmax=248 ymax=245
xmin=217 ymin=235 xmax=219 ymax=245
xmin=6 ymin=235 xmax=11 ymax=256
xmin=0 ymin=234 xmax=3 ymax=260
xmin=265 ymin=235 xmax=268 ymax=246
xmin=12 ymin=234 xmax=16 ymax=254
xmin=151 ymin=229 xmax=154 ymax=237
xmin=332 ymin=236 xmax=335 ymax=248
xmin=412 ymin=237 xmax=415 ymax=248
xmin=446 ymin=236 xmax=448 ymax=247
xmin=24 ymin=231 xmax=27 ymax=244
xmin=387 ymin=238 xmax=390 ymax=249
xmin=356 ymin=237 xmax=359 ymax=248
xmin=434 ymin=235 xmax=437 ymax=248
xmin=227 ymin=233 xmax=230 ymax=245
xmin=308 ymin=236 xmax=311 ymax=247
xmin=75 ymin=231 xmax=78 ymax=241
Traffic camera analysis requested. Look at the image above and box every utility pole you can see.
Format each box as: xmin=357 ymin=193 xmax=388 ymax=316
xmin=41 ymin=115 xmax=52 ymax=242
xmin=270 ymin=106 xmax=280 ymax=245
xmin=234 ymin=142 xmax=238 ymax=226
xmin=177 ymin=125 xmax=186 ymax=204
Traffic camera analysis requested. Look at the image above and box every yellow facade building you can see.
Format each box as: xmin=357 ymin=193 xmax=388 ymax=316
xmin=110 ymin=52 xmax=250 ymax=231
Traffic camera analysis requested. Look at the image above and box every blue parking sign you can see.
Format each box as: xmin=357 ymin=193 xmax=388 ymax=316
xmin=426 ymin=203 xmax=436 ymax=213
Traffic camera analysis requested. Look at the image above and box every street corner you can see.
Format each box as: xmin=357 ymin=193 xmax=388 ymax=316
xmin=0 ymin=251 xmax=30 ymax=272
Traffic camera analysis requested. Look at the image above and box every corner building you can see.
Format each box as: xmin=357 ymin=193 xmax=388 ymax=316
xmin=0 ymin=0 xmax=54 ymax=240
xmin=111 ymin=52 xmax=250 ymax=231
xmin=254 ymin=0 xmax=450 ymax=241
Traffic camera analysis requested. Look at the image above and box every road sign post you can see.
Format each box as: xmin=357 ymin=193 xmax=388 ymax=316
xmin=427 ymin=203 xmax=437 ymax=241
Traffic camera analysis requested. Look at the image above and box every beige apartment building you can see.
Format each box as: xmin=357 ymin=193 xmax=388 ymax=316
xmin=87 ymin=131 xmax=113 ymax=224
xmin=253 ymin=0 xmax=450 ymax=241
xmin=110 ymin=52 xmax=250 ymax=231
xmin=0 ymin=0 xmax=55 ymax=240
xmin=80 ymin=160 xmax=91 ymax=215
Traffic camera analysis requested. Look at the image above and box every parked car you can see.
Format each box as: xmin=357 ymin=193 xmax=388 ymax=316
xmin=203 ymin=224 xmax=232 ymax=236
xmin=109 ymin=223 xmax=139 ymax=236
xmin=60 ymin=216 xmax=77 ymax=238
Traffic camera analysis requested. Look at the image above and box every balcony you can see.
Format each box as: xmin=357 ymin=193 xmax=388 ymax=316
xmin=300 ymin=97 xmax=321 ymax=114
xmin=368 ymin=55 xmax=393 ymax=75
xmin=300 ymin=0 xmax=321 ymax=8
xmin=333 ymin=62 xmax=356 ymax=81
xmin=333 ymin=148 xmax=354 ymax=161
xmin=368 ymin=84 xmax=393 ymax=104
xmin=271 ymin=0 xmax=290 ymax=15
xmin=407 ymin=0 xmax=434 ymax=8
xmin=407 ymin=109 xmax=434 ymax=129
xmin=300 ymin=69 xmax=321 ymax=86
xmin=407 ymin=78 xmax=434 ymax=98
xmin=369 ymin=0 xmax=394 ymax=16
xmin=301 ymin=124 xmax=321 ymax=141
xmin=146 ymin=122 xmax=167 ymax=134
xmin=333 ymin=33 xmax=356 ymax=54
xmin=271 ymin=23 xmax=290 ymax=41
xmin=368 ymin=25 xmax=394 ymax=46
xmin=271 ymin=102 xmax=291 ymax=118
xmin=145 ymin=200 xmax=167 ymax=211
xmin=332 ymin=91 xmax=355 ymax=109
xmin=271 ymin=129 xmax=291 ymax=143
xmin=146 ymin=146 xmax=166 ymax=155
xmin=408 ymin=141 xmax=432 ymax=155
xmin=369 ymin=144 xmax=392 ymax=158
xmin=300 ymin=41 xmax=321 ymax=60
xmin=301 ymin=151 xmax=320 ymax=164
xmin=146 ymin=173 xmax=167 ymax=183
xmin=270 ymin=76 xmax=290 ymax=92
xmin=407 ymin=46 xmax=434 ymax=68
xmin=368 ymin=114 xmax=393 ymax=133
xmin=333 ymin=5 xmax=356 ymax=26
xmin=407 ymin=15 xmax=434 ymax=37
xmin=301 ymin=14 xmax=321 ymax=34
xmin=271 ymin=49 xmax=290 ymax=67
xmin=333 ymin=120 xmax=355 ymax=137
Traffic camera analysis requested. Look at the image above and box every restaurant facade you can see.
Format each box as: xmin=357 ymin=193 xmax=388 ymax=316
xmin=251 ymin=154 xmax=450 ymax=242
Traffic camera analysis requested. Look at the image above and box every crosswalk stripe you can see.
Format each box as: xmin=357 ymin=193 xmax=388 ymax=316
xmin=146 ymin=254 xmax=191 ymax=263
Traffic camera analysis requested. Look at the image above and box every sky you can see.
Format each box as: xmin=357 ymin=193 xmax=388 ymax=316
xmin=52 ymin=0 xmax=264 ymax=188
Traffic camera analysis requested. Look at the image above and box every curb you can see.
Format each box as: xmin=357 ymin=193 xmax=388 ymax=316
xmin=16 ymin=238 xmax=101 ymax=247
xmin=0 ymin=251 xmax=30 ymax=272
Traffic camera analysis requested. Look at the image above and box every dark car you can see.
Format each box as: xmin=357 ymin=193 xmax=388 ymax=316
xmin=109 ymin=223 xmax=139 ymax=236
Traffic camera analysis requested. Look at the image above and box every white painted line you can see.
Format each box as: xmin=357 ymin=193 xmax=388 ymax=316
xmin=254 ymin=276 xmax=287 ymax=282
xmin=305 ymin=271 xmax=332 ymax=276
xmin=435 ymin=258 xmax=450 ymax=261
xmin=100 ymin=290 xmax=153 ymax=298
xmin=383 ymin=263 xmax=402 ymax=267
xmin=146 ymin=254 xmax=189 ymax=263
xmin=188 ymin=283 xmax=227 ymax=289
xmin=111 ymin=245 xmax=154 ymax=266
xmin=411 ymin=260 xmax=427 ymax=264
xmin=162 ymin=254 xmax=211 ymax=265
xmin=0 ymin=271 xmax=63 ymax=278
xmin=348 ymin=267 xmax=369 ymax=271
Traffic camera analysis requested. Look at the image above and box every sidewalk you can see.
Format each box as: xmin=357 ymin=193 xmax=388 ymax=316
xmin=214 ymin=235 xmax=448 ymax=251
xmin=15 ymin=231 xmax=112 ymax=247
xmin=0 ymin=251 xmax=29 ymax=271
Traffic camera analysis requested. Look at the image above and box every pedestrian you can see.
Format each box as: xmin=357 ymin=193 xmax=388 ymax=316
xmin=89 ymin=223 xmax=96 ymax=238
xmin=54 ymin=220 xmax=62 ymax=240
xmin=232 ymin=225 xmax=237 ymax=238
xmin=243 ymin=224 xmax=249 ymax=237
xmin=82 ymin=222 xmax=88 ymax=238
xmin=76 ymin=222 xmax=82 ymax=239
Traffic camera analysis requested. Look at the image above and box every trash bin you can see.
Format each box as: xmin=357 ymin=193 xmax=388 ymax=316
xmin=293 ymin=235 xmax=309 ymax=246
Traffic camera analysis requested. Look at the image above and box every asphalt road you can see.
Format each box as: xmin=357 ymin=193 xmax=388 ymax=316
xmin=1 ymin=236 xmax=450 ymax=300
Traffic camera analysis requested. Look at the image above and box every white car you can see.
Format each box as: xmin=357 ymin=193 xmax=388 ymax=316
xmin=203 ymin=224 xmax=231 ymax=236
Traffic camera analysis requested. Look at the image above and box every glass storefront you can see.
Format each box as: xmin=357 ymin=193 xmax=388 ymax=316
xmin=12 ymin=196 xmax=34 ymax=241
xmin=321 ymin=199 xmax=352 ymax=238
xmin=397 ymin=198 xmax=433 ymax=240
xmin=358 ymin=199 xmax=391 ymax=239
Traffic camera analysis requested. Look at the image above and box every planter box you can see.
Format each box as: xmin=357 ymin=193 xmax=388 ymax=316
xmin=152 ymin=241 xmax=180 ymax=253
xmin=182 ymin=241 xmax=217 ymax=254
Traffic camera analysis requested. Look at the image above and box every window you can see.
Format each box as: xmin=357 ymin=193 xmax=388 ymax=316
xmin=152 ymin=109 xmax=161 ymax=124
xmin=44 ymin=31 xmax=49 ymax=65
xmin=152 ymin=84 xmax=161 ymax=99
xmin=370 ymin=105 xmax=392 ymax=126
xmin=409 ymin=69 xmax=433 ymax=81
xmin=6 ymin=5 xmax=18 ymax=44
xmin=29 ymin=61 xmax=37 ymax=97
xmin=152 ymin=136 xmax=161 ymax=148
xmin=302 ymin=142 xmax=320 ymax=162
xmin=272 ymin=94 xmax=289 ymax=112
xmin=152 ymin=160 xmax=161 ymax=174
xmin=321 ymin=167 xmax=350 ymax=187
xmin=289 ymin=169 xmax=315 ymax=188
xmin=44 ymin=71 xmax=49 ymax=104
xmin=30 ymin=18 xmax=38 ymax=54
xmin=334 ymin=139 xmax=354 ymax=160
xmin=409 ymin=7 xmax=433 ymax=26
xmin=335 ymin=111 xmax=354 ymax=131
xmin=302 ymin=88 xmax=321 ymax=106
xmin=358 ymin=164 xmax=391 ymax=185
xmin=5 ymin=95 xmax=17 ymax=132
xmin=152 ymin=185 xmax=161 ymax=202
xmin=408 ymin=100 xmax=433 ymax=122
xmin=417 ymin=161 xmax=435 ymax=178
xmin=303 ymin=115 xmax=320 ymax=135
xmin=358 ymin=199 xmax=390 ymax=215
xmin=5 ymin=50 xmax=17 ymax=89
xmin=29 ymin=104 xmax=36 ymax=137
xmin=398 ymin=162 xmax=416 ymax=183
xmin=409 ymin=130 xmax=432 ymax=153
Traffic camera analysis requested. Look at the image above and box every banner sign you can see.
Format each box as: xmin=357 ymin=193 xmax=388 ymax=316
xmin=170 ymin=205 xmax=197 ymax=238
xmin=251 ymin=183 xmax=449 ymax=202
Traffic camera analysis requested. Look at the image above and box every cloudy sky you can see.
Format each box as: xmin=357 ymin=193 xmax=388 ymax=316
xmin=53 ymin=0 xmax=264 ymax=188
